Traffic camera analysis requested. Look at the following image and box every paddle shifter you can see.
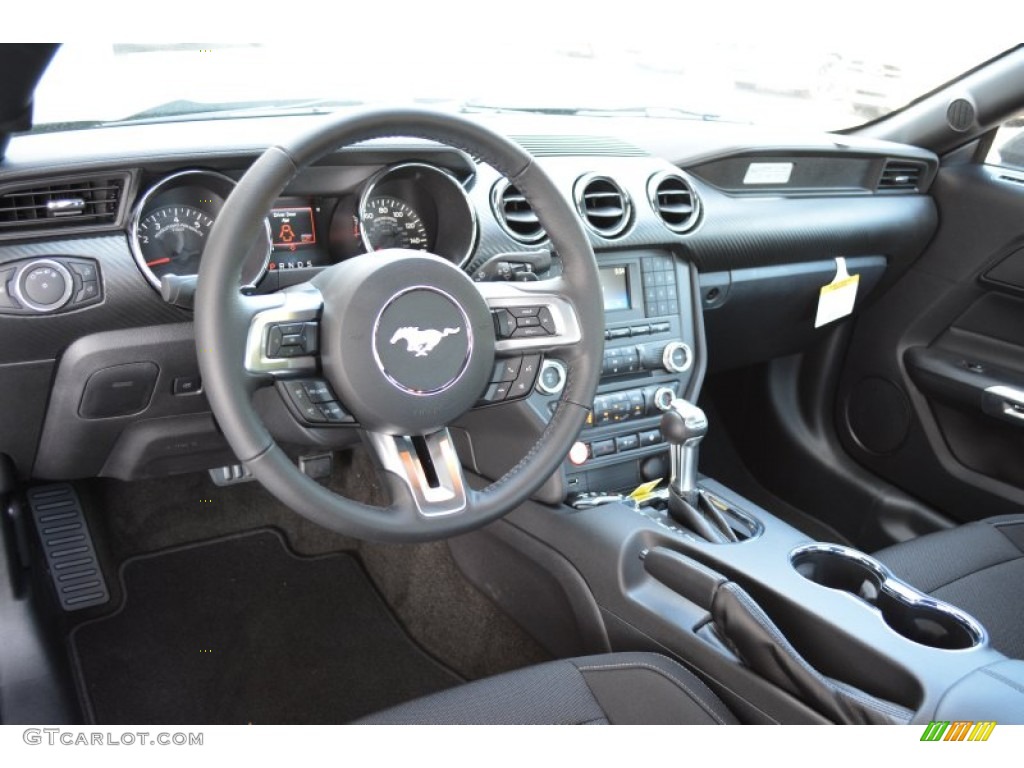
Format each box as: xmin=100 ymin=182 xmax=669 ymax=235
xmin=660 ymin=399 xmax=738 ymax=543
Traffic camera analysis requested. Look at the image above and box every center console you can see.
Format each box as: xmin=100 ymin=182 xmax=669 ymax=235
xmin=450 ymin=251 xmax=1024 ymax=724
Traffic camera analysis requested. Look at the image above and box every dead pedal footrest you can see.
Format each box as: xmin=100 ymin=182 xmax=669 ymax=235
xmin=27 ymin=484 xmax=109 ymax=611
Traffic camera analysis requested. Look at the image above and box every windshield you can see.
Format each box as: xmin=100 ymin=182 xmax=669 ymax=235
xmin=30 ymin=31 xmax=1017 ymax=133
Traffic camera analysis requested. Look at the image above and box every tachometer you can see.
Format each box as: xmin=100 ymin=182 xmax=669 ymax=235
xmin=129 ymin=169 xmax=271 ymax=291
xmin=360 ymin=196 xmax=429 ymax=252
xmin=136 ymin=205 xmax=213 ymax=282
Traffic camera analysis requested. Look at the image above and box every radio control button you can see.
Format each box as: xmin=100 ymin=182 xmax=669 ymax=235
xmin=662 ymin=341 xmax=693 ymax=373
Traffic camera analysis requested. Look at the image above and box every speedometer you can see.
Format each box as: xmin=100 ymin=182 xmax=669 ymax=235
xmin=360 ymin=196 xmax=429 ymax=252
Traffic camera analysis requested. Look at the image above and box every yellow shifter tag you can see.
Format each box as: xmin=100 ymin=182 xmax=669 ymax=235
xmin=628 ymin=479 xmax=662 ymax=504
xmin=814 ymin=257 xmax=860 ymax=328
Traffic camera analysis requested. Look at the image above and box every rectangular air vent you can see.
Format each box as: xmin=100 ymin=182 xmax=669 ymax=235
xmin=0 ymin=173 xmax=129 ymax=235
xmin=877 ymin=160 xmax=925 ymax=192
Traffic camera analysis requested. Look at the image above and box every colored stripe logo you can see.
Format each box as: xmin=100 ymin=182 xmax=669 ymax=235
xmin=921 ymin=721 xmax=996 ymax=742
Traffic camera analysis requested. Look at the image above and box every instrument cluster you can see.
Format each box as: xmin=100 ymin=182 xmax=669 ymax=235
xmin=129 ymin=162 xmax=478 ymax=292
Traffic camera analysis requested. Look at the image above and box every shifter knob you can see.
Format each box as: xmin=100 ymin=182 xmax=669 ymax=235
xmin=660 ymin=399 xmax=707 ymax=499
xmin=659 ymin=399 xmax=708 ymax=446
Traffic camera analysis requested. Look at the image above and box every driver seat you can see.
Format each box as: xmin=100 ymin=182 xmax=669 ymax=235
xmin=356 ymin=652 xmax=737 ymax=725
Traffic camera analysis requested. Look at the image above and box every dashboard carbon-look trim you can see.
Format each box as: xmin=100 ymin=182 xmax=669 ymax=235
xmin=0 ymin=235 xmax=189 ymax=365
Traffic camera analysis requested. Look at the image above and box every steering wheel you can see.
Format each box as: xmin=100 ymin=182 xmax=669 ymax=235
xmin=195 ymin=108 xmax=603 ymax=542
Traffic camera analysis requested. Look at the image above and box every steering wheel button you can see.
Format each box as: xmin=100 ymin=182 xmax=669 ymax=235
xmin=493 ymin=309 xmax=516 ymax=338
xmin=510 ymin=325 xmax=548 ymax=339
xmin=302 ymin=380 xmax=335 ymax=403
xmin=515 ymin=315 xmax=541 ymax=327
xmin=493 ymin=358 xmax=521 ymax=382
xmin=266 ymin=326 xmax=284 ymax=357
xmin=479 ymin=381 xmax=511 ymax=404
xmin=302 ymin=404 xmax=327 ymax=423
xmin=282 ymin=333 xmax=304 ymax=347
xmin=278 ymin=322 xmax=305 ymax=336
xmin=302 ymin=323 xmax=319 ymax=353
xmin=508 ymin=305 xmax=539 ymax=318
xmin=319 ymin=402 xmax=349 ymax=422
xmin=537 ymin=307 xmax=556 ymax=333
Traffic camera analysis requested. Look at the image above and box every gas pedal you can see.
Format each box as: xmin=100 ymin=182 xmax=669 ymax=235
xmin=26 ymin=484 xmax=109 ymax=611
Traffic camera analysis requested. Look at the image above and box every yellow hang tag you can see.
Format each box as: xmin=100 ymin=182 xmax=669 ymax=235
xmin=628 ymin=479 xmax=662 ymax=503
xmin=814 ymin=257 xmax=860 ymax=328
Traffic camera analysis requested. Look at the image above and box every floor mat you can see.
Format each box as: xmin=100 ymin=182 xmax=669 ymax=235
xmin=70 ymin=529 xmax=461 ymax=724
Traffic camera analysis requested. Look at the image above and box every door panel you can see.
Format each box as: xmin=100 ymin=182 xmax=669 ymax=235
xmin=836 ymin=162 xmax=1024 ymax=525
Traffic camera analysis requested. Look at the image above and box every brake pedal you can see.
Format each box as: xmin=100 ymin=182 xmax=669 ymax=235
xmin=26 ymin=484 xmax=109 ymax=611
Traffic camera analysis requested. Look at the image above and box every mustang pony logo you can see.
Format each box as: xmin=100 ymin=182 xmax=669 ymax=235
xmin=389 ymin=326 xmax=461 ymax=357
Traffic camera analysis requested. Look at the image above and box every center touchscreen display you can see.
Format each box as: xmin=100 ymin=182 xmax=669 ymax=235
xmin=599 ymin=265 xmax=630 ymax=311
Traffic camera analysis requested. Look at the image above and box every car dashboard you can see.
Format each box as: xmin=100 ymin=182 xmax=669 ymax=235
xmin=0 ymin=111 xmax=939 ymax=489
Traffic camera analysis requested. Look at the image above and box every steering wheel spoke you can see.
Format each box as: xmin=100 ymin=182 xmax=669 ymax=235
xmin=364 ymin=429 xmax=469 ymax=518
xmin=243 ymin=283 xmax=324 ymax=378
xmin=476 ymin=278 xmax=583 ymax=355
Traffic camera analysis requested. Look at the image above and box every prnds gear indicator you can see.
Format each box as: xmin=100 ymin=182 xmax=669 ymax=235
xmin=270 ymin=207 xmax=316 ymax=251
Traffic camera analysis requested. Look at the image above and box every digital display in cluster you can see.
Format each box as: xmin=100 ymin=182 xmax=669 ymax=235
xmin=269 ymin=207 xmax=316 ymax=251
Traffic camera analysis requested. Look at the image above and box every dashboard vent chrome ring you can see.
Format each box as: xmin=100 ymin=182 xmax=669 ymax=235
xmin=573 ymin=174 xmax=632 ymax=238
xmin=648 ymin=171 xmax=701 ymax=233
xmin=491 ymin=179 xmax=546 ymax=244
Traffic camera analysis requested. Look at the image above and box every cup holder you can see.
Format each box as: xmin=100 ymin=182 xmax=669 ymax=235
xmin=791 ymin=544 xmax=986 ymax=651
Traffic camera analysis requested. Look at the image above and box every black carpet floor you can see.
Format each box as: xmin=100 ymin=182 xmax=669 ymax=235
xmin=70 ymin=529 xmax=461 ymax=724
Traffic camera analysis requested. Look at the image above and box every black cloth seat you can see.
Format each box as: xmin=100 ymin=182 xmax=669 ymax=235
xmin=356 ymin=651 xmax=737 ymax=725
xmin=874 ymin=514 xmax=1024 ymax=660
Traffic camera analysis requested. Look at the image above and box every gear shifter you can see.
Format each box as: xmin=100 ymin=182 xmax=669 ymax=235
xmin=660 ymin=399 xmax=738 ymax=543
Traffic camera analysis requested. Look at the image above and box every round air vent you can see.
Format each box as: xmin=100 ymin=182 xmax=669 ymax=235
xmin=946 ymin=97 xmax=976 ymax=133
xmin=491 ymin=180 xmax=546 ymax=243
xmin=573 ymin=174 xmax=631 ymax=238
xmin=648 ymin=171 xmax=701 ymax=233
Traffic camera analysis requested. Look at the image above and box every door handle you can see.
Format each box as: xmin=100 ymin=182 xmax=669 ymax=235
xmin=984 ymin=385 xmax=1024 ymax=423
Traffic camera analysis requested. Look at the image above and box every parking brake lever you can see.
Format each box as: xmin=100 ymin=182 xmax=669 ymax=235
xmin=660 ymin=399 xmax=737 ymax=543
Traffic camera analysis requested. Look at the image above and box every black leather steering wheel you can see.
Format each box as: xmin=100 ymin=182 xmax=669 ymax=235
xmin=195 ymin=108 xmax=603 ymax=542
